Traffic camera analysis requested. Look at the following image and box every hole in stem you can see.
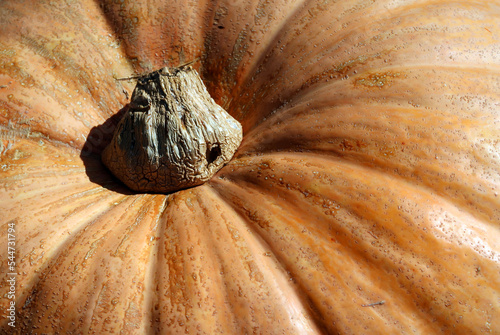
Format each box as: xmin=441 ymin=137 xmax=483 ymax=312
xmin=207 ymin=144 xmax=221 ymax=165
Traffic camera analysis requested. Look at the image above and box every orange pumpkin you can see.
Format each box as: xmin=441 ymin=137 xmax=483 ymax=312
xmin=1 ymin=0 xmax=499 ymax=334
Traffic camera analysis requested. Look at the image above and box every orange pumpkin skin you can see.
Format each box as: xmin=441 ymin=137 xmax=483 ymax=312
xmin=0 ymin=0 xmax=499 ymax=334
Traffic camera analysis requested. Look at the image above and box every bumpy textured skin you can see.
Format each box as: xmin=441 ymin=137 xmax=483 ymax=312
xmin=102 ymin=67 xmax=242 ymax=193
xmin=0 ymin=0 xmax=499 ymax=334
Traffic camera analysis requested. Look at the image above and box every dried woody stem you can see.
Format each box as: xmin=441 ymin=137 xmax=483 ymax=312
xmin=102 ymin=64 xmax=242 ymax=193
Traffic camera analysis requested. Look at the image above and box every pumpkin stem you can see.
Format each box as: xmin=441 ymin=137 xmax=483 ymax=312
xmin=102 ymin=66 xmax=242 ymax=193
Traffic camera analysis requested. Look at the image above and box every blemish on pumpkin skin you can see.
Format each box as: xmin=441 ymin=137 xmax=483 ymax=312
xmin=298 ymin=50 xmax=395 ymax=91
xmin=354 ymin=71 xmax=401 ymax=89
xmin=27 ymin=247 xmax=45 ymax=266
xmin=339 ymin=139 xmax=368 ymax=152
xmin=379 ymin=145 xmax=398 ymax=158
xmin=82 ymin=233 xmax=109 ymax=267
xmin=11 ymin=148 xmax=28 ymax=160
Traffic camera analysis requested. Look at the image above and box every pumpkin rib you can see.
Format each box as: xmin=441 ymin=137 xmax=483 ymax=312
xmin=210 ymin=177 xmax=354 ymax=332
xmin=212 ymin=173 xmax=438 ymax=333
xmin=232 ymin=0 xmax=500 ymax=132
xmin=0 ymin=136 xmax=137 ymax=315
xmin=240 ymin=65 xmax=500 ymax=161
xmin=237 ymin=151 xmax=500 ymax=264
xmin=231 ymin=0 xmax=405 ymax=119
xmin=206 ymin=182 xmax=331 ymax=333
xmin=201 ymin=0 xmax=312 ymax=82
xmin=153 ymin=186 xmax=323 ymax=334
xmin=93 ymin=194 xmax=167 ymax=334
xmin=4 ymin=190 xmax=135 ymax=309
xmin=207 ymin=181 xmax=325 ymax=334
xmin=144 ymin=194 xmax=169 ymax=334
xmin=236 ymin=60 xmax=500 ymax=224
xmin=98 ymin=0 xmax=220 ymax=71
xmin=203 ymin=0 xmax=310 ymax=102
xmin=223 ymin=151 xmax=500 ymax=259
xmin=279 ymin=65 xmax=500 ymax=108
xmin=0 ymin=0 xmax=132 ymax=149
xmin=212 ymin=177 xmax=447 ymax=334
xmin=0 ymin=139 xmax=124 ymax=230
xmin=152 ymin=190 xmax=237 ymax=333
xmin=213 ymin=152 xmax=500 ymax=333
xmin=206 ymin=183 xmax=324 ymax=334
xmin=237 ymin=141 xmax=499 ymax=229
xmin=15 ymin=194 xmax=165 ymax=333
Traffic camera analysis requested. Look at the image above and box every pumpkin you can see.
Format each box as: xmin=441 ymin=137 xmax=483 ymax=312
xmin=0 ymin=0 xmax=499 ymax=333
